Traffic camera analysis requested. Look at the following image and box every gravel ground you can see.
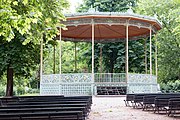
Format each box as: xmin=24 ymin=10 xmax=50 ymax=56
xmin=87 ymin=96 xmax=180 ymax=120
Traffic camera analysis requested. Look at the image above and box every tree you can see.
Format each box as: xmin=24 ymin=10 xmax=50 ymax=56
xmin=0 ymin=35 xmax=40 ymax=95
xmin=77 ymin=0 xmax=136 ymax=12
xmin=0 ymin=0 xmax=69 ymax=96
xmin=136 ymin=0 xmax=180 ymax=82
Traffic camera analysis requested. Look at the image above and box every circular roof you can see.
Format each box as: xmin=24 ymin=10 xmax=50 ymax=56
xmin=60 ymin=10 xmax=162 ymax=43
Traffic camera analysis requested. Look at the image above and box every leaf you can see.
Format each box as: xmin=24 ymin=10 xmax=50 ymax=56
xmin=22 ymin=0 xmax=28 ymax=5
xmin=13 ymin=1 xmax=18 ymax=6
xmin=32 ymin=18 xmax=38 ymax=24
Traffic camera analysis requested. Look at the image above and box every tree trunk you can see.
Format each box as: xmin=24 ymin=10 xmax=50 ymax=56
xmin=109 ymin=55 xmax=114 ymax=73
xmin=100 ymin=46 xmax=102 ymax=73
xmin=74 ymin=42 xmax=77 ymax=72
xmin=110 ymin=62 xmax=114 ymax=73
xmin=6 ymin=67 xmax=13 ymax=96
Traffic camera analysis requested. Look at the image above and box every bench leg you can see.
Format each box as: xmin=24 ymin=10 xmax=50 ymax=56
xmin=20 ymin=116 xmax=22 ymax=120
xmin=154 ymin=107 xmax=157 ymax=113
xmin=143 ymin=105 xmax=146 ymax=111
xmin=168 ymin=109 xmax=171 ymax=116
xmin=48 ymin=114 xmax=52 ymax=120
xmin=124 ymin=100 xmax=128 ymax=106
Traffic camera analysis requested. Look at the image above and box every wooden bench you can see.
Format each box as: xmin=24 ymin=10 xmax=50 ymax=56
xmin=5 ymin=100 xmax=91 ymax=112
xmin=142 ymin=95 xmax=157 ymax=111
xmin=166 ymin=98 xmax=180 ymax=116
xmin=142 ymin=93 xmax=167 ymax=111
xmin=125 ymin=93 xmax=155 ymax=108
xmin=124 ymin=94 xmax=134 ymax=107
xmin=132 ymin=94 xmax=146 ymax=108
xmin=154 ymin=95 xmax=180 ymax=113
xmin=0 ymin=103 xmax=88 ymax=109
xmin=124 ymin=93 xmax=180 ymax=118
xmin=0 ymin=95 xmax=64 ymax=105
xmin=0 ymin=111 xmax=84 ymax=120
xmin=0 ymin=106 xmax=88 ymax=118
xmin=0 ymin=95 xmax=92 ymax=120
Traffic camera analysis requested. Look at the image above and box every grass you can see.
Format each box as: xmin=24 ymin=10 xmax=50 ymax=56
xmin=20 ymin=93 xmax=40 ymax=96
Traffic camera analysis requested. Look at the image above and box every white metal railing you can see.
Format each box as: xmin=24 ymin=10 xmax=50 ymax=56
xmin=41 ymin=73 xmax=93 ymax=95
xmin=95 ymin=73 xmax=126 ymax=83
xmin=41 ymin=73 xmax=156 ymax=84
xmin=128 ymin=73 xmax=157 ymax=84
xmin=40 ymin=73 xmax=158 ymax=95
xmin=127 ymin=73 xmax=158 ymax=93
xmin=41 ymin=73 xmax=92 ymax=84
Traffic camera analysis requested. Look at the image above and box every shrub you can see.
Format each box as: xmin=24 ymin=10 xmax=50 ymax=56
xmin=0 ymin=86 xmax=5 ymax=97
xmin=160 ymin=80 xmax=180 ymax=93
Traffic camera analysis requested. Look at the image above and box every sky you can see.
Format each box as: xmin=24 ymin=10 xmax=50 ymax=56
xmin=67 ymin=0 xmax=83 ymax=13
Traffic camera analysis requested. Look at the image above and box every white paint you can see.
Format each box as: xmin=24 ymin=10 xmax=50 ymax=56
xmin=91 ymin=19 xmax=95 ymax=95
xmin=150 ymin=27 xmax=152 ymax=75
xmin=126 ymin=22 xmax=129 ymax=83
xmin=59 ymin=28 xmax=62 ymax=74
xmin=40 ymin=38 xmax=43 ymax=95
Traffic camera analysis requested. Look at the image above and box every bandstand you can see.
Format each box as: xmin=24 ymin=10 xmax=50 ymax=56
xmin=40 ymin=9 xmax=162 ymax=96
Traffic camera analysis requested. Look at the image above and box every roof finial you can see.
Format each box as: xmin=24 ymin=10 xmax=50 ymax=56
xmin=91 ymin=5 xmax=93 ymax=9
xmin=88 ymin=6 xmax=96 ymax=13
xmin=127 ymin=8 xmax=133 ymax=14
xmin=154 ymin=14 xmax=158 ymax=19
xmin=127 ymin=3 xmax=133 ymax=14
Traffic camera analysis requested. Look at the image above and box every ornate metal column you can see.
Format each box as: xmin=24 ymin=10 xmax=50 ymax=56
xmin=59 ymin=28 xmax=62 ymax=95
xmin=149 ymin=26 xmax=153 ymax=93
xmin=150 ymin=26 xmax=152 ymax=75
xmin=125 ymin=21 xmax=129 ymax=83
xmin=40 ymin=36 xmax=43 ymax=94
xmin=40 ymin=37 xmax=43 ymax=81
xmin=91 ymin=19 xmax=95 ymax=95
xmin=59 ymin=27 xmax=62 ymax=74
xmin=155 ymin=35 xmax=158 ymax=77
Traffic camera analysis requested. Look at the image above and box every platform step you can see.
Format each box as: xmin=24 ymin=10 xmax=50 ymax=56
xmin=97 ymin=86 xmax=126 ymax=95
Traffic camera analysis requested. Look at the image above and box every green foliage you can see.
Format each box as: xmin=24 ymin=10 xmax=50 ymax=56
xmin=136 ymin=0 xmax=180 ymax=82
xmin=0 ymin=85 xmax=6 ymax=96
xmin=160 ymin=80 xmax=180 ymax=93
xmin=0 ymin=75 xmax=39 ymax=96
xmin=0 ymin=34 xmax=40 ymax=77
xmin=77 ymin=0 xmax=136 ymax=12
xmin=0 ymin=0 xmax=69 ymax=96
xmin=0 ymin=0 xmax=69 ymax=76
xmin=84 ymin=39 xmax=154 ymax=73
xmin=43 ymin=41 xmax=90 ymax=74
xmin=0 ymin=0 xmax=69 ymax=44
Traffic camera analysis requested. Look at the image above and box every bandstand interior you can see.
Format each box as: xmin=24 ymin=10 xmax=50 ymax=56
xmin=40 ymin=9 xmax=162 ymax=96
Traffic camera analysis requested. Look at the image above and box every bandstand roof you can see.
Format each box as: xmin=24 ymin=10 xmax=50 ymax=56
xmin=60 ymin=9 xmax=162 ymax=43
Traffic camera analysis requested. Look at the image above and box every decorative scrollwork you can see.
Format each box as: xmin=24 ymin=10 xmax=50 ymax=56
xmin=61 ymin=73 xmax=92 ymax=83
xmin=128 ymin=73 xmax=157 ymax=84
xmin=42 ymin=74 xmax=60 ymax=84
xmin=41 ymin=73 xmax=158 ymax=95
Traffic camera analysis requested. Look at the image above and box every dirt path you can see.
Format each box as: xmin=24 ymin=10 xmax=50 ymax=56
xmin=87 ymin=96 xmax=179 ymax=120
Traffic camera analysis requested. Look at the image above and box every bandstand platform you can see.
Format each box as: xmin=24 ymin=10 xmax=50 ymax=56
xmin=40 ymin=8 xmax=162 ymax=96
xmin=40 ymin=73 xmax=158 ymax=95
